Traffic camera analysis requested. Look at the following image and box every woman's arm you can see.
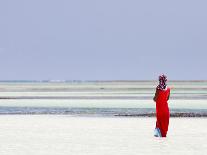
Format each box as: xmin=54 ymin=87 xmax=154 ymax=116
xmin=153 ymin=89 xmax=158 ymax=102
xmin=167 ymin=91 xmax=170 ymax=101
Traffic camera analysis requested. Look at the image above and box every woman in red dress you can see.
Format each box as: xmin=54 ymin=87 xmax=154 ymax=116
xmin=153 ymin=74 xmax=170 ymax=137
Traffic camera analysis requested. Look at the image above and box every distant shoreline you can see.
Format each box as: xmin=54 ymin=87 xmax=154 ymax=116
xmin=0 ymin=80 xmax=207 ymax=83
xmin=1 ymin=96 xmax=207 ymax=100
xmin=115 ymin=113 xmax=207 ymax=117
xmin=0 ymin=107 xmax=207 ymax=117
xmin=0 ymin=112 xmax=207 ymax=117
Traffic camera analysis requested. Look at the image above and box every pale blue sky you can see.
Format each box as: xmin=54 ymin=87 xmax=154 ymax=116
xmin=1 ymin=0 xmax=207 ymax=80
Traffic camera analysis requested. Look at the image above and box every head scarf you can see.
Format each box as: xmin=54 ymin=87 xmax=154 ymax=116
xmin=157 ymin=74 xmax=167 ymax=90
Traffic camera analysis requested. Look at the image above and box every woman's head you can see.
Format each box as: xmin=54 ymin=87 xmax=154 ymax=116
xmin=157 ymin=74 xmax=167 ymax=90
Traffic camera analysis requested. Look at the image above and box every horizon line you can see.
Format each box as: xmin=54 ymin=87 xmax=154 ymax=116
xmin=0 ymin=80 xmax=207 ymax=82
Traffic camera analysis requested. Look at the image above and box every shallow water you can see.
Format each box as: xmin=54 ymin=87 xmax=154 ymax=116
xmin=0 ymin=115 xmax=206 ymax=155
xmin=0 ymin=81 xmax=207 ymax=115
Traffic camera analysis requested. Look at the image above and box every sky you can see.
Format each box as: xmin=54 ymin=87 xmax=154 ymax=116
xmin=1 ymin=0 xmax=207 ymax=80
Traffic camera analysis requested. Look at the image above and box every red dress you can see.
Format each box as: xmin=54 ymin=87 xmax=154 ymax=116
xmin=156 ymin=87 xmax=170 ymax=137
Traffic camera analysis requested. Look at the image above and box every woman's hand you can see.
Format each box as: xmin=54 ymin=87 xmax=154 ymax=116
xmin=153 ymin=89 xmax=158 ymax=102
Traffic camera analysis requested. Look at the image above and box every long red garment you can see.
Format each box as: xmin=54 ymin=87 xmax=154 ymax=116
xmin=156 ymin=87 xmax=170 ymax=137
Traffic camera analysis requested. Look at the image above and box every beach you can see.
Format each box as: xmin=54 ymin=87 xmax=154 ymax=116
xmin=0 ymin=115 xmax=207 ymax=155
xmin=4 ymin=0 xmax=207 ymax=154
xmin=0 ymin=81 xmax=207 ymax=154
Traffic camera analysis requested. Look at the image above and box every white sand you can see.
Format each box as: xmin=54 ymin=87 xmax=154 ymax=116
xmin=0 ymin=115 xmax=206 ymax=155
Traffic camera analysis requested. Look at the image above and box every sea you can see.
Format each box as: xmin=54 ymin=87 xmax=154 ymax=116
xmin=0 ymin=80 xmax=207 ymax=116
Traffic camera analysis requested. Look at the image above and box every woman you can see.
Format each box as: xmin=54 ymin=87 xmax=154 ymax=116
xmin=153 ymin=74 xmax=170 ymax=137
